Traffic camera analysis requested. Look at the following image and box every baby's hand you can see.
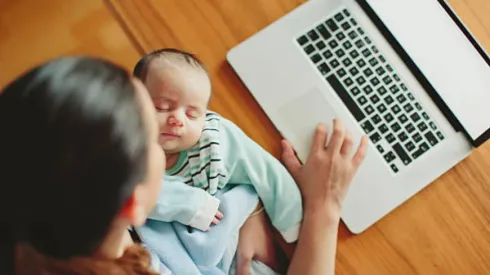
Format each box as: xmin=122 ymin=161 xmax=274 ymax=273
xmin=207 ymin=210 xmax=223 ymax=231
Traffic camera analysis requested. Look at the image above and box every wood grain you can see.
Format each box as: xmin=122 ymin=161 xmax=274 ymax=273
xmin=0 ymin=0 xmax=140 ymax=87
xmin=106 ymin=1 xmax=490 ymax=274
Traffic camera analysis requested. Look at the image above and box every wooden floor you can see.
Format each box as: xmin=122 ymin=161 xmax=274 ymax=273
xmin=2 ymin=0 xmax=490 ymax=274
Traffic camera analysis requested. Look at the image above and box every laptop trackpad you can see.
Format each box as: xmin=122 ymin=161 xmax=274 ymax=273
xmin=277 ymin=86 xmax=338 ymax=161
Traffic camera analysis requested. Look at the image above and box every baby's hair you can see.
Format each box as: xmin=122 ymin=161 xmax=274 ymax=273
xmin=133 ymin=48 xmax=206 ymax=82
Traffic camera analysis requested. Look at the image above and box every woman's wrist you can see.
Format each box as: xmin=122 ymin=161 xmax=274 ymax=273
xmin=303 ymin=202 xmax=342 ymax=227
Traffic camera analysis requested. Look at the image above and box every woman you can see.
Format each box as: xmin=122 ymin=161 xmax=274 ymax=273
xmin=0 ymin=56 xmax=367 ymax=274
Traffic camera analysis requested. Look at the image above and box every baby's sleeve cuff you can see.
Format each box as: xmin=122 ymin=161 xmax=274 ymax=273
xmin=188 ymin=193 xmax=220 ymax=231
xmin=280 ymin=222 xmax=301 ymax=243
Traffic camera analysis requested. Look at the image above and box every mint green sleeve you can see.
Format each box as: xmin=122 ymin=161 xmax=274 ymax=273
xmin=219 ymin=118 xmax=303 ymax=242
xmin=148 ymin=176 xmax=220 ymax=231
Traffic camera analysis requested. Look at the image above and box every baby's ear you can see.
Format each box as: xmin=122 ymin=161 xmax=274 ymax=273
xmin=118 ymin=190 xmax=147 ymax=226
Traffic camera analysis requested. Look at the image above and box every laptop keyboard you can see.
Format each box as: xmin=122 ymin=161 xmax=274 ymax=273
xmin=296 ymin=8 xmax=445 ymax=174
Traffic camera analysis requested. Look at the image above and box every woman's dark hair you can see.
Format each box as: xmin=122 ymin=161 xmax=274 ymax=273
xmin=0 ymin=56 xmax=149 ymax=273
xmin=133 ymin=48 xmax=205 ymax=82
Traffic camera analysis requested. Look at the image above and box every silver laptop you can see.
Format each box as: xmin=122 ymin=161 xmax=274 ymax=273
xmin=227 ymin=0 xmax=490 ymax=233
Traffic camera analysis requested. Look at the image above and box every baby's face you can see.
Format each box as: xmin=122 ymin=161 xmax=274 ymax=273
xmin=145 ymin=63 xmax=211 ymax=154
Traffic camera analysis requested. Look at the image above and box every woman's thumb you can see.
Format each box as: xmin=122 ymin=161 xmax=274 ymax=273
xmin=281 ymin=140 xmax=302 ymax=180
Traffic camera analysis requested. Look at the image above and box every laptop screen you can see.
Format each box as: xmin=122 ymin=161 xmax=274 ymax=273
xmin=365 ymin=0 xmax=490 ymax=145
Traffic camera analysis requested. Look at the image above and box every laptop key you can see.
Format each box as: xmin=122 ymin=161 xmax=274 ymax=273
xmin=369 ymin=94 xmax=380 ymax=104
xmin=372 ymin=114 xmax=382 ymax=124
xmin=405 ymin=141 xmax=416 ymax=152
xmin=350 ymin=49 xmax=359 ymax=59
xmin=396 ymin=94 xmax=406 ymax=103
xmin=343 ymin=9 xmax=351 ymax=16
xmin=340 ymin=59 xmax=351 ymax=70
xmin=316 ymin=41 xmax=326 ymax=50
xmin=412 ymin=142 xmax=429 ymax=159
xmin=425 ymin=131 xmax=438 ymax=146
xmin=384 ymin=151 xmax=396 ymax=163
xmin=391 ymin=164 xmax=399 ymax=173
xmin=410 ymin=112 xmax=421 ymax=123
xmin=391 ymin=105 xmax=401 ymax=114
xmin=406 ymin=123 xmax=416 ymax=134
xmin=384 ymin=113 xmax=394 ymax=123
xmin=355 ymin=39 xmax=365 ymax=49
xmin=429 ymin=122 xmax=437 ymax=130
xmin=323 ymin=50 xmax=333 ymax=59
xmin=357 ymin=27 xmax=365 ymax=35
xmin=297 ymin=35 xmax=308 ymax=45
xmin=343 ymin=41 xmax=353 ymax=50
xmin=350 ymin=87 xmax=361 ymax=96
xmin=384 ymin=95 xmax=394 ymax=105
xmin=398 ymin=114 xmax=408 ymax=123
xmin=401 ymin=83 xmax=408 ymax=91
xmin=304 ymin=44 xmax=315 ymax=55
xmin=335 ymin=49 xmax=346 ymax=58
xmin=390 ymin=85 xmax=400 ymax=95
xmin=370 ymin=132 xmax=382 ymax=143
xmin=404 ymin=103 xmax=414 ymax=113
xmin=325 ymin=19 xmax=339 ymax=32
xmin=350 ymin=18 xmax=357 ymax=26
xmin=311 ymin=53 xmax=322 ymax=63
xmin=422 ymin=112 xmax=430 ymax=120
xmin=365 ymin=37 xmax=372 ymax=44
xmin=316 ymin=24 xmax=332 ymax=40
xmin=349 ymin=67 xmax=359 ymax=76
xmin=383 ymin=76 xmax=393 ymax=85
xmin=365 ymin=105 xmax=375 ymax=115
xmin=348 ymin=30 xmax=358 ymax=39
xmin=386 ymin=133 xmax=396 ymax=144
xmin=344 ymin=77 xmax=354 ymax=87
xmin=377 ymin=103 xmax=387 ymax=114
xmin=393 ymin=143 xmax=412 ymax=165
xmin=377 ymin=144 xmax=385 ymax=153
xmin=371 ymin=46 xmax=379 ymax=54
xmin=369 ymin=57 xmax=379 ymax=66
xmin=317 ymin=63 xmax=331 ymax=75
xmin=398 ymin=132 xmax=408 ymax=142
xmin=390 ymin=122 xmax=401 ymax=132
xmin=335 ymin=12 xmax=345 ymax=22
xmin=393 ymin=74 xmax=400 ymax=81
xmin=356 ymin=76 xmax=366 ymax=85
xmin=363 ymin=68 xmax=373 ymax=77
xmin=363 ymin=85 xmax=374 ymax=95
xmin=379 ymin=55 xmax=386 ymax=63
xmin=379 ymin=123 xmax=389 ymax=134
xmin=326 ymin=75 xmax=365 ymax=121
xmin=417 ymin=121 xmax=428 ymax=132
xmin=307 ymin=30 xmax=320 ymax=41
xmin=358 ymin=95 xmax=368 ymax=106
xmin=413 ymin=133 xmax=423 ymax=143
xmin=362 ymin=49 xmax=372 ymax=58
xmin=407 ymin=93 xmax=415 ymax=101
xmin=330 ymin=59 xmax=340 ymax=68
xmin=376 ymin=66 xmax=386 ymax=76
xmin=370 ymin=77 xmax=380 ymax=87
xmin=337 ymin=68 xmax=347 ymax=78
xmin=357 ymin=59 xmax=367 ymax=68
xmin=341 ymin=22 xmax=351 ymax=30
xmin=414 ymin=102 xmax=422 ymax=111
xmin=386 ymin=64 xmax=394 ymax=72
xmin=378 ymin=86 xmax=388 ymax=96
xmin=336 ymin=32 xmax=346 ymax=41
xmin=328 ymin=40 xmax=339 ymax=49
xmin=361 ymin=120 xmax=375 ymax=134
xmin=436 ymin=131 xmax=445 ymax=140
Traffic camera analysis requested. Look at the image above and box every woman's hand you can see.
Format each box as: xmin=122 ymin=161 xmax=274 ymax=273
xmin=281 ymin=119 xmax=368 ymax=219
xmin=235 ymin=203 xmax=283 ymax=275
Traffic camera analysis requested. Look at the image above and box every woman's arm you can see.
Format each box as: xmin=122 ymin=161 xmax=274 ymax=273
xmin=283 ymin=119 xmax=368 ymax=275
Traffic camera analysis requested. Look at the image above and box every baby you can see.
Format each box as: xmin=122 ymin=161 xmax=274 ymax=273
xmin=133 ymin=48 xmax=303 ymax=244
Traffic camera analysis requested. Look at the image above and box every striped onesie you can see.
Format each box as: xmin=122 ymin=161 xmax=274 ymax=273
xmin=149 ymin=111 xmax=303 ymax=243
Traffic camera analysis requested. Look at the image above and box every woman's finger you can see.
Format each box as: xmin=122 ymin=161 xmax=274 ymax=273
xmin=326 ymin=118 xmax=346 ymax=155
xmin=352 ymin=136 xmax=369 ymax=169
xmin=310 ymin=124 xmax=328 ymax=153
xmin=281 ymin=140 xmax=302 ymax=180
xmin=212 ymin=217 xmax=220 ymax=225
xmin=340 ymin=131 xmax=354 ymax=156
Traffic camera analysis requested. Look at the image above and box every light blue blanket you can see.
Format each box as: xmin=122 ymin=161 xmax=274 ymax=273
xmin=136 ymin=184 xmax=260 ymax=274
